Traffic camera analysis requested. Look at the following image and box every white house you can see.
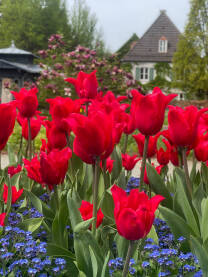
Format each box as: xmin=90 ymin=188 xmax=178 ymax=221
xmin=122 ymin=10 xmax=184 ymax=100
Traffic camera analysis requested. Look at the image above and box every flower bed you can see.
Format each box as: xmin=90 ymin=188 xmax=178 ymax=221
xmin=0 ymin=67 xmax=208 ymax=277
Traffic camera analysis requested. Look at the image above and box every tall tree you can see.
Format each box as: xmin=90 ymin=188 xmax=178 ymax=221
xmin=0 ymin=0 xmax=70 ymax=53
xmin=172 ymin=0 xmax=208 ymax=98
xmin=68 ymin=0 xmax=105 ymax=51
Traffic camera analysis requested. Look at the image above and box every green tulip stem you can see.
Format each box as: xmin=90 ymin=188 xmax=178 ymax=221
xmin=92 ymin=157 xmax=99 ymax=236
xmin=182 ymin=147 xmax=192 ymax=196
xmin=122 ymin=134 xmax=128 ymax=154
xmin=27 ymin=118 xmax=32 ymax=160
xmin=0 ymin=151 xmax=1 ymax=171
xmin=122 ymin=240 xmax=135 ymax=277
xmin=54 ymin=185 xmax=59 ymax=211
xmin=102 ymin=159 xmax=108 ymax=190
xmin=178 ymin=147 xmax=183 ymax=168
xmin=140 ymin=135 xmax=149 ymax=188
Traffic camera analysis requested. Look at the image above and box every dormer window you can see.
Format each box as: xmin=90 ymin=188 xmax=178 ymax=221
xmin=158 ymin=36 xmax=168 ymax=53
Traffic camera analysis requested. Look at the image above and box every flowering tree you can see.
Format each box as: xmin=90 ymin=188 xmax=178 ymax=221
xmin=36 ymin=34 xmax=140 ymax=108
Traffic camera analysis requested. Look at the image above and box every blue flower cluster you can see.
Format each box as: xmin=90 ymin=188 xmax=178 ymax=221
xmin=0 ymin=196 xmax=67 ymax=276
xmin=108 ymin=257 xmax=136 ymax=275
xmin=126 ymin=177 xmax=140 ymax=193
xmin=108 ymin=218 xmax=201 ymax=276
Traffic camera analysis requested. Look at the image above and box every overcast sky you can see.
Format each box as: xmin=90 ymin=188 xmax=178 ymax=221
xmin=66 ymin=0 xmax=191 ymax=52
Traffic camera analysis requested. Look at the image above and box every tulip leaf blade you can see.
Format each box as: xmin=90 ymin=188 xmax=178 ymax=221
xmin=111 ymin=146 xmax=122 ymax=183
xmin=89 ymin=246 xmax=98 ymax=277
xmin=190 ymin=236 xmax=208 ymax=275
xmin=67 ymin=190 xmax=82 ymax=230
xmin=74 ymin=218 xmax=94 ymax=233
xmin=201 ymin=197 xmax=208 ymax=243
xmin=159 ymin=206 xmax=194 ymax=250
xmin=174 ymin=173 xmax=200 ymax=237
xmin=100 ymin=190 xmax=114 ymax=222
xmin=101 ymin=251 xmax=110 ymax=277
xmin=47 ymin=243 xmax=75 ymax=260
xmin=147 ymin=225 xmax=158 ymax=245
xmin=18 ymin=217 xmax=43 ymax=233
xmin=146 ymin=163 xmax=172 ymax=209
xmin=52 ymin=195 xmax=69 ymax=248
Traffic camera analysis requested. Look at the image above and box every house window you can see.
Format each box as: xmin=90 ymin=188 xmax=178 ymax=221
xmin=140 ymin=67 xmax=149 ymax=80
xmin=158 ymin=37 xmax=168 ymax=53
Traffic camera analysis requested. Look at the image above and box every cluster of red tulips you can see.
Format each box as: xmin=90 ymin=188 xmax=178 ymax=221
xmin=0 ymin=70 xmax=208 ymax=276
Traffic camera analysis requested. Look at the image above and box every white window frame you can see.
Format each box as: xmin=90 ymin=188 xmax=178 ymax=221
xmin=140 ymin=67 xmax=149 ymax=80
xmin=158 ymin=40 xmax=168 ymax=53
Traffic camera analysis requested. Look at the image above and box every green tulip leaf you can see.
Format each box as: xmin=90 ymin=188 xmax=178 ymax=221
xmin=89 ymin=246 xmax=98 ymax=277
xmin=174 ymin=173 xmax=200 ymax=237
xmin=146 ymin=163 xmax=173 ymax=209
xmin=74 ymin=218 xmax=94 ymax=233
xmin=101 ymin=251 xmax=110 ymax=277
xmin=18 ymin=217 xmax=43 ymax=233
xmin=190 ymin=236 xmax=208 ymax=274
xmin=201 ymin=197 xmax=208 ymax=243
xmin=47 ymin=243 xmax=75 ymax=259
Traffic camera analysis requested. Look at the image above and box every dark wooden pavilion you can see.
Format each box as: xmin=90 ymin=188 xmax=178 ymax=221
xmin=0 ymin=41 xmax=41 ymax=102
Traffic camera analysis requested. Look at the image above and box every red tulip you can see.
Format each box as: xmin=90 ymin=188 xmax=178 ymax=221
xmin=111 ymin=185 xmax=164 ymax=240
xmin=122 ymin=154 xmax=140 ymax=171
xmin=11 ymin=87 xmax=38 ymax=118
xmin=40 ymin=147 xmax=72 ymax=190
xmin=194 ymin=134 xmax=208 ymax=162
xmin=46 ymin=96 xmax=82 ymax=132
xmin=170 ymin=145 xmax=179 ymax=166
xmin=0 ymin=102 xmax=16 ymax=150
xmin=8 ymin=165 xmax=22 ymax=178
xmin=100 ymin=157 xmax=114 ymax=174
xmin=157 ymin=139 xmax=170 ymax=165
xmin=65 ymin=71 xmax=98 ymax=99
xmin=79 ymin=200 xmax=104 ymax=228
xmin=131 ymin=87 xmax=177 ymax=136
xmin=70 ymin=110 xmax=114 ymax=164
xmin=0 ymin=213 xmax=6 ymax=226
xmin=3 ymin=184 xmax=23 ymax=204
xmin=23 ymin=156 xmax=43 ymax=184
xmin=123 ymin=113 xmax=136 ymax=135
xmin=168 ymin=105 xmax=208 ymax=148
xmin=133 ymin=133 xmax=157 ymax=158
xmin=21 ymin=115 xmax=43 ymax=140
xmin=44 ymin=120 xmax=67 ymax=151
xmin=144 ymin=164 xmax=163 ymax=185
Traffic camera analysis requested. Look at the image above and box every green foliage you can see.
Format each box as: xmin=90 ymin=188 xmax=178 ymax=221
xmin=68 ymin=0 xmax=104 ymax=51
xmin=7 ymin=122 xmax=46 ymax=153
xmin=172 ymin=0 xmax=208 ymax=98
xmin=0 ymin=0 xmax=70 ymax=53
xmin=116 ymin=33 xmax=139 ymax=59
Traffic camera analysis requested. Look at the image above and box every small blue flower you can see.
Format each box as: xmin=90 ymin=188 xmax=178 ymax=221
xmin=19 ymin=259 xmax=29 ymax=266
xmin=149 ymin=250 xmax=160 ymax=258
xmin=129 ymin=267 xmax=136 ymax=275
xmin=52 ymin=266 xmax=60 ymax=273
xmin=55 ymin=258 xmax=66 ymax=265
xmin=28 ymin=268 xmax=38 ymax=275
xmin=177 ymin=236 xmax=186 ymax=242
xmin=183 ymin=264 xmax=196 ymax=272
xmin=142 ymin=261 xmax=150 ymax=268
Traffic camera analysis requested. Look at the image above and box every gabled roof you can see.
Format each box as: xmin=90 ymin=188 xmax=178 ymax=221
xmin=122 ymin=11 xmax=181 ymax=63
